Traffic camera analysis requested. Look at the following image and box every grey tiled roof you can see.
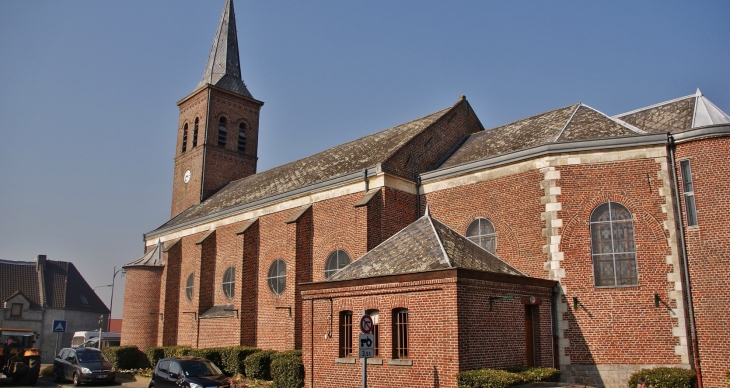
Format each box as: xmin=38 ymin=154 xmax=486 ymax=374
xmin=439 ymin=104 xmax=641 ymax=169
xmin=199 ymin=304 xmax=235 ymax=319
xmin=615 ymin=96 xmax=695 ymax=133
xmin=0 ymin=259 xmax=108 ymax=313
xmin=196 ymin=0 xmax=252 ymax=98
xmin=124 ymin=241 xmax=164 ymax=268
xmin=154 ymin=104 xmax=455 ymax=232
xmin=329 ymin=214 xmax=523 ymax=280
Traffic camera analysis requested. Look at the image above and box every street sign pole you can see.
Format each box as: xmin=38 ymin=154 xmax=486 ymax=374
xmin=362 ymin=311 xmax=367 ymax=388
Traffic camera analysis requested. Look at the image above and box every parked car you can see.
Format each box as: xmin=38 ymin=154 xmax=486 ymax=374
xmin=149 ymin=357 xmax=230 ymax=388
xmin=54 ymin=347 xmax=116 ymax=385
xmin=79 ymin=338 xmax=121 ymax=349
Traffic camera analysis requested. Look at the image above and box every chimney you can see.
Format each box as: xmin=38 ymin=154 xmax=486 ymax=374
xmin=36 ymin=255 xmax=46 ymax=269
xmin=36 ymin=255 xmax=47 ymax=308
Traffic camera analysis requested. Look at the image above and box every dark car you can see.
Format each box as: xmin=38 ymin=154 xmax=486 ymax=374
xmin=149 ymin=357 xmax=230 ymax=388
xmin=53 ymin=347 xmax=116 ymax=385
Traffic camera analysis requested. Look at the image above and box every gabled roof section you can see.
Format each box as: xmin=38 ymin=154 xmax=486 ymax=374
xmin=196 ymin=0 xmax=253 ymax=98
xmin=124 ymin=241 xmax=164 ymax=268
xmin=152 ymin=103 xmax=459 ymax=233
xmin=329 ymin=214 xmax=523 ymax=281
xmin=614 ymin=89 xmax=730 ymax=133
xmin=440 ymin=103 xmax=641 ymax=169
xmin=0 ymin=260 xmax=42 ymax=309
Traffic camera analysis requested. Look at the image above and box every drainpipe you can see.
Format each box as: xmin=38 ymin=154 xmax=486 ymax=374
xmin=667 ymin=134 xmax=702 ymax=388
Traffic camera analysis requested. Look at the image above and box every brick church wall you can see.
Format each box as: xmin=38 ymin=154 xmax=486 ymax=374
xmin=675 ymin=136 xmax=730 ymax=387
xmin=120 ymin=266 xmax=162 ymax=349
xmin=159 ymin=242 xmax=182 ymax=345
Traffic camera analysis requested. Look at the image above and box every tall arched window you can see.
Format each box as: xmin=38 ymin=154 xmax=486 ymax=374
xmin=590 ymin=202 xmax=638 ymax=287
xmin=339 ymin=310 xmax=353 ymax=357
xmin=192 ymin=118 xmax=199 ymax=148
xmin=267 ymin=259 xmax=286 ymax=295
xmin=237 ymin=123 xmax=247 ymax=154
xmin=324 ymin=250 xmax=351 ymax=279
xmin=218 ymin=117 xmax=228 ymax=147
xmin=182 ymin=123 xmax=188 ymax=152
xmin=222 ymin=266 xmax=235 ymax=299
xmin=185 ymin=273 xmax=194 ymax=301
xmin=466 ymin=218 xmax=496 ymax=253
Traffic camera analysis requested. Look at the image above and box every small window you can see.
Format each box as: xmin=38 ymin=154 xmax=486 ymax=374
xmin=366 ymin=310 xmax=380 ymax=357
xmin=590 ymin=202 xmax=638 ymax=287
xmin=466 ymin=218 xmax=496 ymax=253
xmin=192 ymin=118 xmax=199 ymax=148
xmin=222 ymin=266 xmax=235 ymax=299
xmin=392 ymin=309 xmax=408 ymax=359
xmin=237 ymin=123 xmax=247 ymax=154
xmin=185 ymin=273 xmax=195 ymax=301
xmin=80 ymin=295 xmax=88 ymax=305
xmin=218 ymin=117 xmax=228 ymax=147
xmin=267 ymin=259 xmax=286 ymax=295
xmin=339 ymin=311 xmax=353 ymax=357
xmin=679 ymin=160 xmax=698 ymax=226
xmin=182 ymin=123 xmax=188 ymax=152
xmin=324 ymin=250 xmax=351 ymax=279
xmin=10 ymin=303 xmax=23 ymax=317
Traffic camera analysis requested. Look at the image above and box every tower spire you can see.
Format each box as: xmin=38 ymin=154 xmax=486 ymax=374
xmin=197 ymin=0 xmax=253 ymax=98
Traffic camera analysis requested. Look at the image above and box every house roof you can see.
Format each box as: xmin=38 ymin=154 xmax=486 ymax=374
xmin=150 ymin=101 xmax=462 ymax=234
xmin=0 ymin=259 xmax=108 ymax=313
xmin=438 ymin=103 xmax=643 ymax=169
xmin=329 ymin=210 xmax=523 ymax=281
xmin=614 ymin=89 xmax=730 ymax=133
xmin=195 ymin=0 xmax=252 ymax=98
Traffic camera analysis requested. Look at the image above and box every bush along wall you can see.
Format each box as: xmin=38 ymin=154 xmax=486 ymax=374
xmin=102 ymin=345 xmax=150 ymax=370
xmin=628 ymin=367 xmax=696 ymax=388
xmin=220 ymin=346 xmax=260 ymax=376
xmin=457 ymin=367 xmax=561 ymax=388
xmin=244 ymin=350 xmax=277 ymax=380
xmin=271 ymin=351 xmax=304 ymax=388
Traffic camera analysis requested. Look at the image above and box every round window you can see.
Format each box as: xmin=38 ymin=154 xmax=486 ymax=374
xmin=185 ymin=273 xmax=194 ymax=301
xmin=267 ymin=259 xmax=286 ymax=295
xmin=324 ymin=250 xmax=351 ymax=279
xmin=222 ymin=267 xmax=235 ymax=299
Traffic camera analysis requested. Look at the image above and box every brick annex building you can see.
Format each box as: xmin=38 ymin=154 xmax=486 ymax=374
xmin=121 ymin=1 xmax=730 ymax=387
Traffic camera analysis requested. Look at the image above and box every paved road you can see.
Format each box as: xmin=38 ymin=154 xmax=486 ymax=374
xmin=0 ymin=376 xmax=150 ymax=388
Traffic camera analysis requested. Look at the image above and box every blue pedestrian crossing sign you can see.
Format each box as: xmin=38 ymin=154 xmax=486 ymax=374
xmin=52 ymin=320 xmax=67 ymax=333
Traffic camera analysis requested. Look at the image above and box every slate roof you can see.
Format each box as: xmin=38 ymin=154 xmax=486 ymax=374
xmin=124 ymin=241 xmax=164 ymax=268
xmin=329 ymin=212 xmax=523 ymax=281
xmin=196 ymin=0 xmax=253 ymax=98
xmin=615 ymin=90 xmax=730 ymax=133
xmin=153 ymin=103 xmax=458 ymax=232
xmin=0 ymin=259 xmax=108 ymax=313
xmin=439 ymin=103 xmax=643 ymax=169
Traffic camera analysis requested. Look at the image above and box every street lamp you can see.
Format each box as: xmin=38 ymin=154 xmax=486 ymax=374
xmin=93 ymin=284 xmax=113 ymax=291
xmin=108 ymin=266 xmax=125 ymax=332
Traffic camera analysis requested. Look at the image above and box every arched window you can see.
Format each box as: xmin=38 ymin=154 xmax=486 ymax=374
xmin=185 ymin=273 xmax=194 ymax=301
xmin=466 ymin=218 xmax=496 ymax=253
xmin=237 ymin=123 xmax=247 ymax=154
xmin=192 ymin=118 xmax=199 ymax=148
xmin=218 ymin=117 xmax=228 ymax=147
xmin=222 ymin=266 xmax=235 ymax=299
xmin=590 ymin=202 xmax=638 ymax=287
xmin=182 ymin=123 xmax=188 ymax=152
xmin=324 ymin=250 xmax=351 ymax=279
xmin=267 ymin=259 xmax=286 ymax=295
xmin=339 ymin=310 xmax=353 ymax=357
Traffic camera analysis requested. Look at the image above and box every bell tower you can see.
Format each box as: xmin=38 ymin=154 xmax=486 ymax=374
xmin=171 ymin=0 xmax=263 ymax=218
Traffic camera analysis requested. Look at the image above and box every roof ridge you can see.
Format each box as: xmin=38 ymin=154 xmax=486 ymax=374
xmin=552 ymin=103 xmax=582 ymax=142
xmin=613 ymin=93 xmax=696 ymax=118
xmin=425 ymin=213 xmax=452 ymax=268
xmin=482 ymin=103 xmax=581 ymax=134
xmin=580 ymin=104 xmax=647 ymax=134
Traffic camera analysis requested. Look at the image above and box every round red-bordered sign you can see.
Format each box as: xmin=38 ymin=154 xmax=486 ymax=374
xmin=360 ymin=315 xmax=373 ymax=334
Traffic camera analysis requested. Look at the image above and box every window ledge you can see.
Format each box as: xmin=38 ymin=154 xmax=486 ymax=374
xmin=387 ymin=359 xmax=412 ymax=366
xmin=366 ymin=358 xmax=383 ymax=365
xmin=335 ymin=357 xmax=356 ymax=364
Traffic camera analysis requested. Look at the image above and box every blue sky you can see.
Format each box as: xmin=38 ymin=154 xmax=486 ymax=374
xmin=0 ymin=1 xmax=728 ymax=319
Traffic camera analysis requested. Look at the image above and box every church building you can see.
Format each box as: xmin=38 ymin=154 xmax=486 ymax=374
xmin=121 ymin=1 xmax=730 ymax=387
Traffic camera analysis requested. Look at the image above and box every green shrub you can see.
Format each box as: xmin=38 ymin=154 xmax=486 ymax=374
xmin=189 ymin=347 xmax=224 ymax=370
xmin=220 ymin=346 xmax=261 ymax=376
xmin=507 ymin=367 xmax=561 ymax=383
xmin=40 ymin=365 xmax=54 ymax=377
xmin=101 ymin=345 xmax=149 ymax=369
xmin=725 ymin=370 xmax=730 ymax=387
xmin=145 ymin=347 xmax=165 ymax=367
xmin=271 ymin=351 xmax=304 ymax=388
xmin=162 ymin=346 xmax=192 ymax=358
xmin=244 ymin=350 xmax=276 ymax=380
xmin=628 ymin=367 xmax=696 ymax=388
xmin=457 ymin=369 xmax=524 ymax=388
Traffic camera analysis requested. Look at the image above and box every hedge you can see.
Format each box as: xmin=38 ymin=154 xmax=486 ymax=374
xmin=220 ymin=346 xmax=261 ymax=376
xmin=725 ymin=370 xmax=730 ymax=387
xmin=244 ymin=350 xmax=277 ymax=380
xmin=101 ymin=345 xmax=149 ymax=369
xmin=271 ymin=351 xmax=304 ymax=388
xmin=628 ymin=367 xmax=696 ymax=388
xmin=457 ymin=367 xmax=561 ymax=388
xmin=188 ymin=347 xmax=224 ymax=370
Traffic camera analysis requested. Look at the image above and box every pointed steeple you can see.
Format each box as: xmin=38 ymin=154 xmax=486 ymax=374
xmin=197 ymin=0 xmax=253 ymax=98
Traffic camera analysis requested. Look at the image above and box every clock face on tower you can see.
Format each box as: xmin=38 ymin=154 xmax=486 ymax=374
xmin=184 ymin=170 xmax=191 ymax=184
